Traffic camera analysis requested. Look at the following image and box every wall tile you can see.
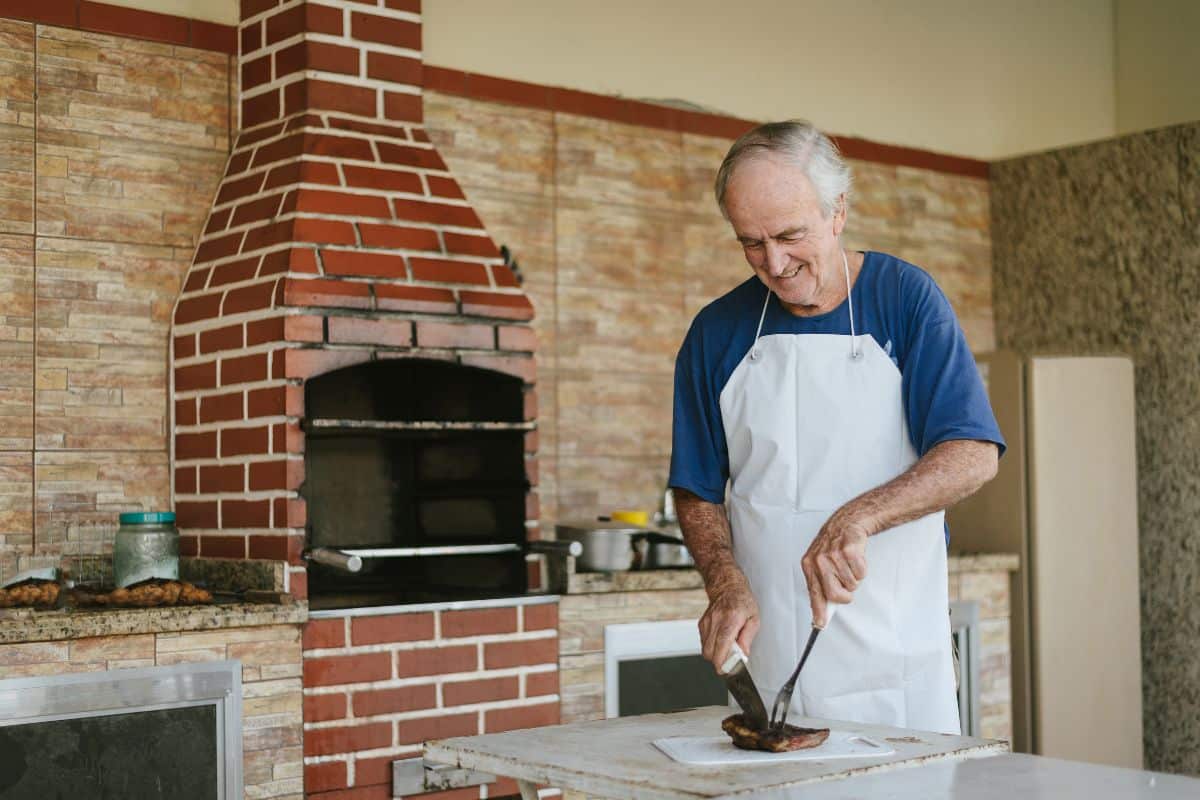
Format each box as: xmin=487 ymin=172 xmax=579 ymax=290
xmin=556 ymin=113 xmax=682 ymax=209
xmin=0 ymin=452 xmax=33 ymax=557
xmin=0 ymin=235 xmax=34 ymax=449
xmin=35 ymin=26 xmax=228 ymax=246
xmin=34 ymin=449 xmax=169 ymax=538
xmin=556 ymin=455 xmax=670 ymax=523
xmin=556 ymin=200 xmax=685 ymax=291
xmin=556 ymin=285 xmax=685 ymax=375
xmin=0 ymin=20 xmax=35 ymax=236
xmin=557 ymin=370 xmax=672 ymax=459
xmin=681 ymin=132 xmax=730 ymax=214
xmin=35 ymin=237 xmax=189 ymax=450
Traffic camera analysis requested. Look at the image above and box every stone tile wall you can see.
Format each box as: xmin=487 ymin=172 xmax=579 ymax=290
xmin=0 ymin=19 xmax=231 ymax=576
xmin=991 ymin=121 xmax=1200 ymax=775
xmin=0 ymin=622 xmax=305 ymax=799
xmin=425 ymin=94 xmax=995 ymax=529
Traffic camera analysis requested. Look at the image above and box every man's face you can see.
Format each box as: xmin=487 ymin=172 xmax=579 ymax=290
xmin=724 ymin=154 xmax=845 ymax=315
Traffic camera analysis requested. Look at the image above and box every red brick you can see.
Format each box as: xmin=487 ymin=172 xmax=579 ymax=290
xmin=492 ymin=264 xmax=520 ymax=287
xmin=304 ymin=760 xmax=347 ymax=792
xmin=242 ymin=89 xmax=281 ymax=129
xmin=443 ymin=676 xmax=518 ymax=707
xmin=328 ymin=317 xmax=413 ymax=347
xmin=79 ymin=2 xmax=188 ymax=44
xmin=444 ymin=233 xmax=500 ymax=259
xmin=191 ymin=19 xmax=236 ymax=54
xmin=526 ymin=491 xmax=540 ymax=520
xmin=276 ymin=41 xmax=359 ymax=79
xmin=176 ymin=431 xmax=217 ymax=460
xmin=284 ymin=348 xmax=371 ymax=380
xmin=277 ymin=497 xmax=307 ymax=528
xmin=441 ymin=608 xmax=518 ymax=638
xmin=460 ymin=290 xmax=535 ymax=321
xmin=264 ymin=160 xmax=337 ymax=191
xmin=204 ymin=208 xmax=232 ymax=234
xmin=385 ymin=0 xmax=421 ymax=10
xmin=352 ymin=684 xmax=437 ymax=717
xmin=410 ymin=257 xmax=489 ymax=285
xmin=353 ymin=756 xmax=396 ymax=788
xmin=200 ymin=324 xmax=245 ymax=354
xmin=426 ymin=175 xmax=465 ymax=199
xmin=351 ymin=11 xmax=419 ymax=48
xmin=460 ymin=353 xmax=535 ymax=384
xmin=238 ymin=121 xmax=286 ymax=148
xmin=224 ymin=498 xmax=270 ymax=528
xmin=249 ymin=459 xmax=303 ymax=490
xmin=526 ymin=670 xmax=559 ymax=697
xmin=231 ymin=193 xmax=284 ymax=227
xmin=327 ymin=117 xmax=409 ymax=138
xmin=298 ymin=79 xmax=377 ymax=117
xmin=304 ymin=653 xmax=392 ymax=688
xmin=375 ymin=142 xmax=445 ymax=171
xmin=245 ymin=317 xmax=284 ymax=346
xmin=395 ymin=713 xmax=476 ymax=746
xmin=217 ymin=173 xmax=268 ymax=206
xmin=350 ymin=613 xmax=434 ymax=645
xmin=221 ymin=352 xmax=269 ymax=385
xmin=307 ymin=134 xmax=376 ymax=161
xmin=266 ymin=2 xmax=343 ymax=44
xmin=286 ymin=315 xmax=325 ymax=342
xmin=342 ymin=165 xmax=423 ymax=194
xmin=251 ymin=133 xmax=305 ymax=169
xmin=224 ymin=281 xmax=277 ymax=315
xmin=201 ymin=534 xmax=251 ymax=559
xmin=176 ymin=501 xmax=218 ymax=530
xmin=259 ymin=247 xmax=320 ymax=276
xmin=384 ymin=90 xmax=423 ymax=123
xmin=173 ymin=334 xmax=196 ymax=359
xmin=182 ymin=268 xmax=211 ymax=293
xmin=248 ymin=532 xmax=302 ymax=561
xmin=484 ymin=702 xmax=558 ymax=733
xmin=220 ymin=425 xmax=270 ymax=457
xmin=415 ymin=321 xmax=493 ymax=350
xmin=483 ymin=637 xmax=557 ymax=669
xmin=199 ymin=392 xmax=243 ymax=424
xmin=175 ymin=397 xmax=198 ymax=428
xmin=240 ymin=19 xmax=262 ymax=54
xmin=199 ymin=464 xmax=244 ymax=494
xmin=392 ymin=199 xmax=481 ymax=228
xmin=240 ymin=54 xmax=271 ymax=91
xmin=294 ymin=189 xmax=392 ymax=219
xmin=366 ymin=52 xmax=422 ymax=85
xmin=358 ymin=223 xmax=438 ymax=251
xmin=247 ymin=386 xmax=285 ymax=417
xmin=394 ymin=645 xmax=477 ymax=678
xmin=292 ymin=219 xmax=358 ymax=245
xmin=174 ymin=465 xmax=197 ymax=495
xmin=210 ymin=256 xmax=261 ymax=288
xmin=285 ymin=277 xmax=372 ymax=310
xmin=3 ymin=0 xmax=76 ymax=26
xmin=303 ymin=618 xmax=345 ymax=650
xmin=175 ymin=362 xmax=217 ymax=391
xmin=176 ymin=293 xmax=223 ymax=326
xmin=180 ymin=534 xmax=199 ymax=556
xmin=375 ymin=284 xmax=456 ymax=314
xmin=304 ymin=721 xmax=391 ymax=757
xmin=240 ymin=221 xmax=292 ymax=253
xmin=498 ymin=325 xmax=537 ymax=352
xmin=322 ymin=250 xmax=407 ymax=279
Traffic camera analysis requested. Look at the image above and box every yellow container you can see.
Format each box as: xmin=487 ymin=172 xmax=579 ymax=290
xmin=610 ymin=510 xmax=649 ymax=527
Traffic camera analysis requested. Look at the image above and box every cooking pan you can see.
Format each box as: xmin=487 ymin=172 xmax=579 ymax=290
xmin=634 ymin=531 xmax=695 ymax=569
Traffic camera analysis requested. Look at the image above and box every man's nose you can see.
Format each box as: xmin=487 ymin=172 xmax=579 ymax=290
xmin=763 ymin=242 xmax=788 ymax=276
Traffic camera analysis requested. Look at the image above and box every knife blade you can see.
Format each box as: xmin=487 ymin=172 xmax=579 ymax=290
xmin=719 ymin=642 xmax=769 ymax=730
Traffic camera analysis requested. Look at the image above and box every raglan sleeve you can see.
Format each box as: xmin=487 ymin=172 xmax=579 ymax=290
xmin=668 ymin=317 xmax=730 ymax=503
xmin=901 ymin=277 xmax=1006 ymax=457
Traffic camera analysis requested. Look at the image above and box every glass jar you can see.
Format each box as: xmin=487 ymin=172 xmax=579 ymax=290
xmin=113 ymin=511 xmax=179 ymax=588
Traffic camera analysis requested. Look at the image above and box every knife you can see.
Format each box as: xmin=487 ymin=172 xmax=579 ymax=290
xmin=719 ymin=642 xmax=769 ymax=730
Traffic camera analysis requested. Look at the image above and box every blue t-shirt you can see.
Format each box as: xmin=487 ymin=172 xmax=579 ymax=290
xmin=669 ymin=251 xmax=1005 ymax=520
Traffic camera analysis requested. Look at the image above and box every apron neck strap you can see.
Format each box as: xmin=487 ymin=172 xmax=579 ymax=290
xmin=748 ymin=249 xmax=861 ymax=363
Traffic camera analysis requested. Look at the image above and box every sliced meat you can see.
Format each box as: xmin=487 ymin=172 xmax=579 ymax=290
xmin=721 ymin=713 xmax=830 ymax=753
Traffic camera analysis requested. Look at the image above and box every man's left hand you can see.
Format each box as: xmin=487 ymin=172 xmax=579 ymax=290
xmin=801 ymin=511 xmax=869 ymax=628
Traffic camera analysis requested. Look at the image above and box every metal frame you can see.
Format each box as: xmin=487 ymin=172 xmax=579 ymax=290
xmin=603 ymin=619 xmax=702 ymax=719
xmin=950 ymin=599 xmax=982 ymax=737
xmin=0 ymin=660 xmax=243 ymax=799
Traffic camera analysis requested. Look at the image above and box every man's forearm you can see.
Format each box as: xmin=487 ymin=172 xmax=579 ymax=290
xmin=673 ymin=489 xmax=744 ymax=597
xmin=834 ymin=439 xmax=999 ymax=537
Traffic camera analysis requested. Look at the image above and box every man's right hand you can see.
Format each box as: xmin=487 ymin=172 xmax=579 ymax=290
xmin=699 ymin=567 xmax=760 ymax=672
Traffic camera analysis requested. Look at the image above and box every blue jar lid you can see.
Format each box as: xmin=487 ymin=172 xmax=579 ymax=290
xmin=119 ymin=511 xmax=176 ymax=525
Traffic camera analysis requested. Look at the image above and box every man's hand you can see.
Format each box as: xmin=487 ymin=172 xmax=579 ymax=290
xmin=801 ymin=511 xmax=869 ymax=629
xmin=698 ymin=567 xmax=761 ymax=670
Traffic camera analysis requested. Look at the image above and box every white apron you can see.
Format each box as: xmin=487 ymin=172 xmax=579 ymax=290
xmin=718 ymin=264 xmax=960 ymax=734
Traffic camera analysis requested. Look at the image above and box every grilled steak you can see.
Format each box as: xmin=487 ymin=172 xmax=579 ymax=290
xmin=722 ymin=713 xmax=830 ymax=753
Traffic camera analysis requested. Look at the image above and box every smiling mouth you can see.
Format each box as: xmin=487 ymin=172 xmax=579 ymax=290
xmin=779 ymin=264 xmax=805 ymax=279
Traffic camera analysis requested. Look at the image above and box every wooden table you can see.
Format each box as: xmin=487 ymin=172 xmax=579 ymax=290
xmin=423 ymin=706 xmax=1007 ymax=800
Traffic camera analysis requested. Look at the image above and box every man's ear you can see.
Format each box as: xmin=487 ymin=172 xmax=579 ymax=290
xmin=832 ymin=194 xmax=848 ymax=236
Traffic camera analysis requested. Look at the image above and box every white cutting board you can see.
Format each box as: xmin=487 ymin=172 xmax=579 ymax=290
xmin=654 ymin=730 xmax=895 ymax=765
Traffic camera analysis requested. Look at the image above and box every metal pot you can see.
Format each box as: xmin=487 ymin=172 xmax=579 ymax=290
xmin=555 ymin=520 xmax=644 ymax=572
xmin=634 ymin=531 xmax=695 ymax=570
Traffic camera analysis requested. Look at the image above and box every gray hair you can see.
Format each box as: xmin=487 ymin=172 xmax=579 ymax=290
xmin=714 ymin=120 xmax=852 ymax=220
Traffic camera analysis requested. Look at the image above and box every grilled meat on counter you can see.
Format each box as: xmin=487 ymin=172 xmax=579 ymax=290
xmin=722 ymin=713 xmax=830 ymax=752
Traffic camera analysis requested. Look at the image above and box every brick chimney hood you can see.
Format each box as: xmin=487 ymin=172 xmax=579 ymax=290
xmin=169 ymin=0 xmax=538 ymax=596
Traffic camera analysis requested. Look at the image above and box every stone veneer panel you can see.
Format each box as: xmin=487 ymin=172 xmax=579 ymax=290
xmin=991 ymin=120 xmax=1200 ymax=775
xmin=0 ymin=20 xmax=35 ymax=236
xmin=0 ymin=235 xmax=34 ymax=451
xmin=0 ymin=622 xmax=305 ymax=800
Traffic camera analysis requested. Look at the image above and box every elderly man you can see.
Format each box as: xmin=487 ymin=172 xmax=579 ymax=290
xmin=669 ymin=120 xmax=1004 ymax=735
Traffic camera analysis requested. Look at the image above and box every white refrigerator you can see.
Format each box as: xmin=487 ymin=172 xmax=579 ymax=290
xmin=947 ymin=352 xmax=1143 ymax=768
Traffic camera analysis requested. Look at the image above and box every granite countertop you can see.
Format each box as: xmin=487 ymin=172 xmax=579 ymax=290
xmin=558 ymin=552 xmax=1019 ymax=595
xmin=0 ymin=598 xmax=307 ymax=645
